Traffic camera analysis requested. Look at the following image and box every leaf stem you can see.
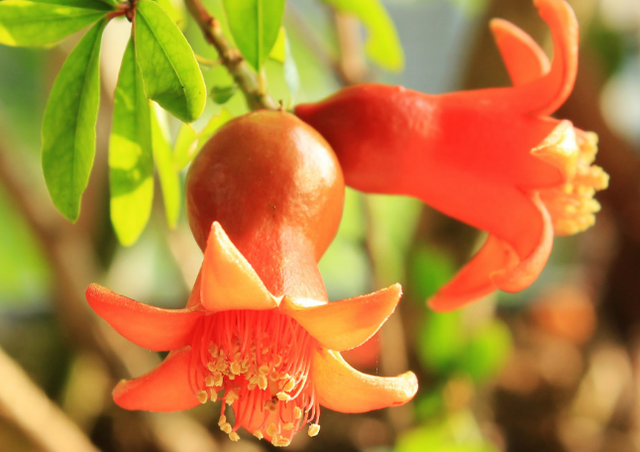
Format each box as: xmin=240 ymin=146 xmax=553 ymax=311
xmin=183 ymin=0 xmax=278 ymax=111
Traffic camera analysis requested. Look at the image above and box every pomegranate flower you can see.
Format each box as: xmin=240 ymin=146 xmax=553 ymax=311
xmin=86 ymin=222 xmax=417 ymax=447
xmin=295 ymin=0 xmax=608 ymax=312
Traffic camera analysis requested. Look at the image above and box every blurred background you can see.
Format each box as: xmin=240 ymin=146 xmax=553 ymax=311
xmin=0 ymin=0 xmax=639 ymax=451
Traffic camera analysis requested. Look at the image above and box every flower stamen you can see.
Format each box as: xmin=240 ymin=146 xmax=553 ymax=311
xmin=190 ymin=310 xmax=321 ymax=443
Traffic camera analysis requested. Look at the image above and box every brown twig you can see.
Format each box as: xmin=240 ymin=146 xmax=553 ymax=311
xmin=183 ymin=0 xmax=278 ymax=111
xmin=0 ymin=346 xmax=101 ymax=452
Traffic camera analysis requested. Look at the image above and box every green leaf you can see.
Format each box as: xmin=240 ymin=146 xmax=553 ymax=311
xmin=418 ymin=310 xmax=466 ymax=375
xmin=211 ymin=84 xmax=237 ymax=105
xmin=134 ymin=0 xmax=206 ymax=122
xmin=460 ymin=320 xmax=512 ymax=383
xmin=197 ymin=108 xmax=232 ymax=150
xmin=0 ymin=0 xmax=108 ymax=47
xmin=282 ymin=30 xmax=300 ymax=106
xmin=154 ymin=0 xmax=185 ymax=29
xmin=269 ymin=27 xmax=286 ymax=63
xmin=41 ymin=19 xmax=106 ymax=222
xmin=172 ymin=122 xmax=198 ymax=171
xmin=151 ymin=105 xmax=181 ymax=228
xmin=109 ymin=38 xmax=154 ymax=246
xmin=30 ymin=0 xmax=114 ymax=10
xmin=324 ymin=0 xmax=404 ymax=72
xmin=222 ymin=0 xmax=285 ymax=71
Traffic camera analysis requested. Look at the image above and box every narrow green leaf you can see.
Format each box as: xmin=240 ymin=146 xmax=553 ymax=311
xmin=282 ymin=30 xmax=300 ymax=106
xmin=211 ymin=84 xmax=237 ymax=105
xmin=151 ymin=105 xmax=181 ymax=228
xmin=154 ymin=0 xmax=186 ymax=30
xmin=0 ymin=0 xmax=108 ymax=47
xmin=134 ymin=0 xmax=206 ymax=122
xmin=222 ymin=0 xmax=285 ymax=71
xmin=41 ymin=19 xmax=106 ymax=222
xmin=109 ymin=38 xmax=154 ymax=246
xmin=197 ymin=108 xmax=232 ymax=150
xmin=269 ymin=27 xmax=286 ymax=63
xmin=325 ymin=0 xmax=404 ymax=72
xmin=172 ymin=122 xmax=198 ymax=171
xmin=30 ymin=0 xmax=114 ymax=10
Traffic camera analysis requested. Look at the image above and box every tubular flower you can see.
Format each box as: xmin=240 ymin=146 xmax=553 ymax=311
xmin=295 ymin=0 xmax=608 ymax=312
xmin=86 ymin=111 xmax=418 ymax=446
xmin=86 ymin=224 xmax=417 ymax=445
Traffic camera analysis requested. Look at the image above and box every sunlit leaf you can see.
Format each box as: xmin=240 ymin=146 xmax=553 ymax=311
xmin=0 ymin=0 xmax=108 ymax=47
xmin=282 ymin=29 xmax=300 ymax=106
xmin=211 ymin=84 xmax=237 ymax=104
xmin=269 ymin=27 xmax=286 ymax=63
xmin=324 ymin=0 xmax=404 ymax=71
xmin=151 ymin=105 xmax=181 ymax=228
xmin=460 ymin=320 xmax=512 ymax=383
xmin=109 ymin=38 xmax=154 ymax=246
xmin=222 ymin=0 xmax=285 ymax=71
xmin=41 ymin=19 xmax=106 ymax=222
xmin=30 ymin=0 xmax=114 ymax=9
xmin=418 ymin=310 xmax=466 ymax=374
xmin=197 ymin=108 xmax=233 ymax=150
xmin=173 ymin=122 xmax=198 ymax=171
xmin=409 ymin=245 xmax=456 ymax=301
xmin=134 ymin=0 xmax=206 ymax=122
xmin=154 ymin=0 xmax=185 ymax=29
xmin=397 ymin=422 xmax=498 ymax=452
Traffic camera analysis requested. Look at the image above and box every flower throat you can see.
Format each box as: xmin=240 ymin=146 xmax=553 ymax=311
xmin=189 ymin=310 xmax=320 ymax=446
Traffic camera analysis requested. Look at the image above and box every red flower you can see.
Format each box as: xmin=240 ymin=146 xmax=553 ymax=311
xmin=87 ymin=221 xmax=417 ymax=446
xmin=295 ymin=0 xmax=608 ymax=311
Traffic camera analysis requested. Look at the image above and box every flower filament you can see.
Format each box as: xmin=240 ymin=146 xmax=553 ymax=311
xmin=189 ymin=310 xmax=321 ymax=446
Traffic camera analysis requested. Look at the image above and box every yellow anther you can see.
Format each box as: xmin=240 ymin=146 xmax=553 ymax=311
xmin=225 ymin=390 xmax=238 ymax=406
xmin=209 ymin=342 xmax=218 ymax=356
xmin=253 ymin=431 xmax=264 ymax=440
xmin=258 ymin=375 xmax=268 ymax=390
xmin=229 ymin=431 xmax=240 ymax=442
xmin=230 ymin=361 xmax=242 ymax=375
xmin=274 ymin=355 xmax=283 ymax=367
xmin=308 ymin=423 xmax=320 ymax=437
xmin=283 ymin=423 xmax=294 ymax=431
xmin=196 ymin=390 xmax=208 ymax=404
xmin=214 ymin=372 xmax=224 ymax=387
xmin=283 ymin=378 xmax=296 ymax=393
xmin=220 ymin=423 xmax=232 ymax=434
xmin=266 ymin=423 xmax=278 ymax=437
xmin=262 ymin=348 xmax=269 ymax=355
xmin=272 ymin=436 xmax=291 ymax=447
xmin=258 ymin=365 xmax=270 ymax=375
xmin=276 ymin=392 xmax=292 ymax=402
xmin=209 ymin=389 xmax=218 ymax=402
xmin=207 ymin=362 xmax=216 ymax=372
xmin=216 ymin=360 xmax=227 ymax=372
xmin=293 ymin=407 xmax=303 ymax=419
xmin=205 ymin=375 xmax=215 ymax=387
xmin=218 ymin=415 xmax=227 ymax=427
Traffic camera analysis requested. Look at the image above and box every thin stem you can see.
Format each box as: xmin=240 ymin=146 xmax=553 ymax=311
xmin=183 ymin=0 xmax=278 ymax=111
xmin=0 ymin=345 xmax=101 ymax=452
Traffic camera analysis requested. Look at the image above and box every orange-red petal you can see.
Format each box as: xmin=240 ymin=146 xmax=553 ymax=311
xmin=113 ymin=347 xmax=200 ymax=412
xmin=312 ymin=349 xmax=418 ymax=413
xmin=85 ymin=283 xmax=203 ymax=352
xmin=490 ymin=193 xmax=554 ymax=292
xmin=200 ymin=222 xmax=280 ymax=312
xmin=490 ymin=18 xmax=550 ymax=86
xmin=428 ymin=235 xmax=519 ymax=312
xmin=507 ymin=0 xmax=579 ymax=115
xmin=280 ymin=284 xmax=402 ymax=351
